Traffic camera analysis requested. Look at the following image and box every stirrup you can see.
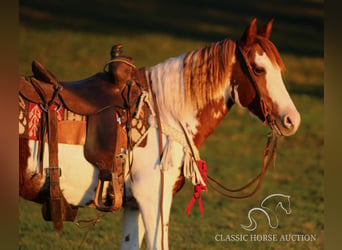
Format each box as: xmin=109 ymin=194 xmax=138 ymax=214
xmin=94 ymin=179 xmax=111 ymax=212
xmin=94 ymin=174 xmax=124 ymax=212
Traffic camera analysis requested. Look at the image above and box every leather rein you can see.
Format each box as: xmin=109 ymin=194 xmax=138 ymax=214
xmin=187 ymin=41 xmax=280 ymax=199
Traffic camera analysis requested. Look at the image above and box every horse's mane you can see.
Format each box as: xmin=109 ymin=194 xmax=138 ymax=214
xmin=152 ymin=36 xmax=284 ymax=117
xmin=183 ymin=39 xmax=235 ymax=110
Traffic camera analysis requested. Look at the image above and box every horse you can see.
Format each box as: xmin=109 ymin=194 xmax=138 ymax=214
xmin=19 ymin=18 xmax=300 ymax=249
xmin=241 ymin=194 xmax=292 ymax=231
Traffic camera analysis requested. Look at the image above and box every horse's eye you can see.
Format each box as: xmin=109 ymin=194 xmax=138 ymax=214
xmin=253 ymin=66 xmax=266 ymax=76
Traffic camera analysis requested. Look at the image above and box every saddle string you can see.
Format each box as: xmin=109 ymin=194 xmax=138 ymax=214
xmin=126 ymin=90 xmax=156 ymax=181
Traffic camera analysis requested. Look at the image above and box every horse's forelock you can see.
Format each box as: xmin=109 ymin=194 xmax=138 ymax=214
xmin=255 ymin=35 xmax=285 ymax=71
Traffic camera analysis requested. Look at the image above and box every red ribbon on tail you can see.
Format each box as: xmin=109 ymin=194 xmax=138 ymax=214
xmin=185 ymin=160 xmax=207 ymax=216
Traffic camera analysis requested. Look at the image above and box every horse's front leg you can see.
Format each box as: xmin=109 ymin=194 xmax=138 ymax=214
xmin=120 ymin=205 xmax=145 ymax=250
xmin=120 ymin=155 xmax=146 ymax=250
xmin=130 ymin=128 xmax=184 ymax=249
xmin=132 ymin=165 xmax=180 ymax=250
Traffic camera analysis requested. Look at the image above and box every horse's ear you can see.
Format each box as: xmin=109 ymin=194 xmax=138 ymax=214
xmin=240 ymin=18 xmax=257 ymax=47
xmin=258 ymin=19 xmax=274 ymax=39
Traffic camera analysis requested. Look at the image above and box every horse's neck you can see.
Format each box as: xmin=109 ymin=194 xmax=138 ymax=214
xmin=150 ymin=54 xmax=194 ymax=129
xmin=150 ymin=54 xmax=234 ymax=149
xmin=193 ymin=98 xmax=233 ymax=148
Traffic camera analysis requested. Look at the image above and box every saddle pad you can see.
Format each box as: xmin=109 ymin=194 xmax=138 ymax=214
xmin=19 ymin=95 xmax=86 ymax=145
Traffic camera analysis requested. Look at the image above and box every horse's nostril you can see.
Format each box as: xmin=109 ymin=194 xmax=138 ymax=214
xmin=283 ymin=115 xmax=294 ymax=129
xmin=280 ymin=111 xmax=300 ymax=136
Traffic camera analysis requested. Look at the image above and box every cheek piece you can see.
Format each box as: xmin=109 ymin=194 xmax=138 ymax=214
xmin=237 ymin=42 xmax=278 ymax=133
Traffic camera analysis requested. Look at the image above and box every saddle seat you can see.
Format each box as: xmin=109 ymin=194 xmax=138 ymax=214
xmin=20 ymin=60 xmax=134 ymax=115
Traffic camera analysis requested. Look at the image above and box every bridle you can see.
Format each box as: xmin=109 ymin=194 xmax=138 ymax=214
xmin=236 ymin=42 xmax=280 ymax=133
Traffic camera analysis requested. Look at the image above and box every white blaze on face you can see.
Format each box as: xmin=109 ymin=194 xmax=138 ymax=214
xmin=254 ymin=52 xmax=292 ymax=111
xmin=254 ymin=52 xmax=300 ymax=135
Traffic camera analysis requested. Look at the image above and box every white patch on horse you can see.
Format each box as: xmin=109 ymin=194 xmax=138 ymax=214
xmin=150 ymin=55 xmax=199 ymax=137
xmin=27 ymin=140 xmax=99 ymax=206
xmin=222 ymin=102 xmax=228 ymax=112
xmin=254 ymin=52 xmax=296 ymax=115
xmin=232 ymin=85 xmax=243 ymax=107
xmin=213 ymin=110 xmax=222 ymax=119
xmin=127 ymin=128 xmax=182 ymax=249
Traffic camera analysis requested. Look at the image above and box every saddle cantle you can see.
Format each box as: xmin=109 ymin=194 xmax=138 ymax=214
xmin=20 ymin=61 xmax=131 ymax=115
xmin=19 ymin=44 xmax=150 ymax=229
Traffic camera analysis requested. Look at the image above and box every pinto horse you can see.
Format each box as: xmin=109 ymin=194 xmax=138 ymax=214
xmin=19 ymin=18 xmax=300 ymax=249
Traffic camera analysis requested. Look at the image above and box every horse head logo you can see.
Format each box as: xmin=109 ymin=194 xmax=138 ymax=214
xmin=241 ymin=194 xmax=291 ymax=231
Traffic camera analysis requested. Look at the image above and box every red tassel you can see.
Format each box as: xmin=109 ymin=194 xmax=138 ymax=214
xmin=185 ymin=160 xmax=207 ymax=216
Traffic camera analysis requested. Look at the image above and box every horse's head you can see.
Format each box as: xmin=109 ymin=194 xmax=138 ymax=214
xmin=231 ymin=18 xmax=300 ymax=136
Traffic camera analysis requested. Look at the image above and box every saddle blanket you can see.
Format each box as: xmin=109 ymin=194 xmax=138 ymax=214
xmin=19 ymin=95 xmax=86 ymax=145
xmin=19 ymin=94 xmax=150 ymax=147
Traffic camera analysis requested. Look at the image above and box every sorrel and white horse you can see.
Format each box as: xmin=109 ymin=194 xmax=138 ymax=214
xmin=19 ymin=18 xmax=300 ymax=249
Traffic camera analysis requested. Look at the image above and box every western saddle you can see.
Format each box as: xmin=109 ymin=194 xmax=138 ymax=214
xmin=19 ymin=45 xmax=150 ymax=231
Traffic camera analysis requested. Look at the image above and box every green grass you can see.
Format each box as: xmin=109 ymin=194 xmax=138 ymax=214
xmin=19 ymin=1 xmax=323 ymax=249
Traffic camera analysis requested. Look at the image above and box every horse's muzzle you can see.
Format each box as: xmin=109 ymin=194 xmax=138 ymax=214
xmin=276 ymin=109 xmax=301 ymax=136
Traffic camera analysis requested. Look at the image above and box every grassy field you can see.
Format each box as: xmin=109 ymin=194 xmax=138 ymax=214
xmin=19 ymin=1 xmax=323 ymax=249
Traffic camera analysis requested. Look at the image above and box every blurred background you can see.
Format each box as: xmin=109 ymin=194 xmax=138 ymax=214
xmin=19 ymin=0 xmax=323 ymax=249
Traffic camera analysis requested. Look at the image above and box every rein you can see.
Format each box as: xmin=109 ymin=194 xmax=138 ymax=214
xmin=74 ymin=213 xmax=104 ymax=249
xmin=206 ymin=132 xmax=278 ymax=199
xmin=180 ymin=121 xmax=278 ymax=199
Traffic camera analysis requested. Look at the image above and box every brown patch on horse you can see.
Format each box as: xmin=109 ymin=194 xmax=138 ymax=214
xmin=183 ymin=40 xmax=235 ymax=110
xmin=172 ymin=99 xmax=233 ymax=194
xmin=193 ymin=98 xmax=232 ymax=148
xmin=172 ymin=171 xmax=185 ymax=195
xmin=230 ymin=54 xmax=257 ymax=108
xmin=19 ymin=138 xmax=47 ymax=203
